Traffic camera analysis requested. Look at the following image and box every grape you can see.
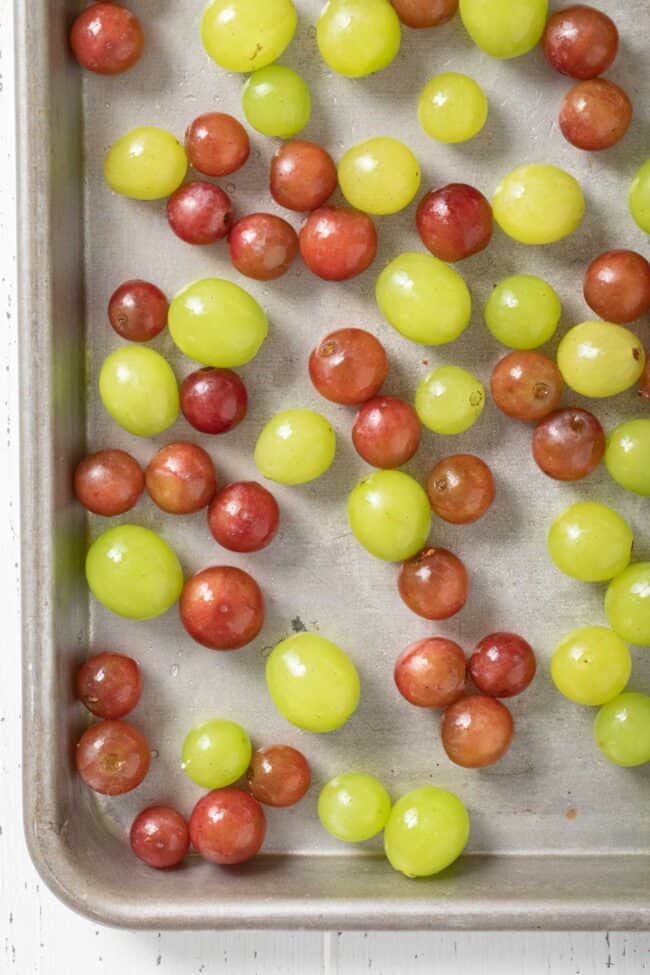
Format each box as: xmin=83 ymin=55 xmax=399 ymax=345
xmin=557 ymin=321 xmax=645 ymax=398
xmin=166 ymin=181 xmax=233 ymax=245
xmin=352 ymin=396 xmax=421 ymax=469
xmin=208 ymin=481 xmax=280 ymax=552
xmin=560 ymin=79 xmax=632 ymax=151
xmin=415 ymin=365 xmax=484 ymax=434
xmin=543 ymin=5 xmax=618 ymax=79
xmin=384 ymin=786 xmax=469 ymax=878
xmin=180 ymin=367 xmax=248 ymax=435
xmin=76 ymin=719 xmax=150 ymax=795
xmin=394 ymin=637 xmax=466 ymax=708
xmin=583 ymin=250 xmax=650 ymax=324
xmin=492 ymin=164 xmax=585 ymax=245
xmin=485 ymin=274 xmax=561 ymax=349
xmin=594 ymin=693 xmax=650 ymax=767
xmin=181 ymin=718 xmax=252 ymax=789
xmin=547 ymin=501 xmax=632 ymax=582
xmin=416 ymin=183 xmax=493 ymax=263
xmin=86 ymin=525 xmax=184 ymax=620
xmin=629 ymin=159 xmax=650 ymax=233
xmin=490 ymin=351 xmax=564 ymax=422
xmin=265 ymin=632 xmax=360 ymax=732
xmin=242 ymin=66 xmax=311 ymax=139
xmin=605 ymin=420 xmax=650 ymax=497
xmin=145 ymin=442 xmax=217 ymax=515
xmin=426 ymin=454 xmax=495 ymax=524
xmin=130 ymin=807 xmax=189 ymax=869
xmin=108 ymin=279 xmax=168 ymax=342
xmin=180 ymin=566 xmax=264 ymax=650
xmin=185 ymin=112 xmax=250 ymax=178
xmin=70 ymin=2 xmax=144 ymax=75
xmin=398 ymin=547 xmax=468 ymax=620
xmin=74 ymin=449 xmax=144 ymax=517
xmin=317 ymin=0 xmax=401 ymax=78
xmin=76 ymin=651 xmax=142 ymax=719
xmin=318 ymin=772 xmax=391 ymax=842
xmin=376 ymin=252 xmax=471 ymax=345
xmin=459 ymin=0 xmax=547 ymax=58
xmin=309 ymin=328 xmax=388 ymax=405
xmin=248 ymin=745 xmax=311 ymax=806
xmin=270 ymin=140 xmax=338 ymax=212
xmin=190 ymin=789 xmax=266 ymax=865
xmin=418 ymin=72 xmax=488 ymax=143
xmin=390 ymin=0 xmax=458 ymax=28
xmin=533 ymin=408 xmax=605 ymax=481
xmin=228 ymin=213 xmax=298 ymax=281
xmin=168 ymin=278 xmax=267 ymax=368
xmin=255 ymin=409 xmax=336 ymax=485
xmin=99 ymin=346 xmax=179 ymax=437
xmin=338 ymin=138 xmax=421 ymax=216
xmin=104 ymin=127 xmax=187 ymax=200
xmin=551 ymin=626 xmax=631 ymax=706
xmin=347 ymin=470 xmax=430 ymax=562
xmin=605 ymin=563 xmax=650 ymax=646
xmin=201 ymin=0 xmax=297 ymax=73
xmin=441 ymin=696 xmax=513 ymax=767
xmin=469 ymin=633 xmax=536 ymax=698
xmin=299 ymin=206 xmax=377 ymax=281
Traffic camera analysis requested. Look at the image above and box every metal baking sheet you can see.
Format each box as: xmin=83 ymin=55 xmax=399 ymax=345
xmin=18 ymin=0 xmax=650 ymax=929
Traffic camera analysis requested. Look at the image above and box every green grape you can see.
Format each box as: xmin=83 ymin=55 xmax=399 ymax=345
xmin=594 ymin=693 xmax=650 ymax=767
xmin=104 ymin=127 xmax=187 ymax=201
xmin=418 ymin=73 xmax=488 ymax=144
xmin=375 ymin=252 xmax=471 ymax=345
xmin=547 ymin=501 xmax=632 ymax=582
xmin=317 ymin=0 xmax=401 ymax=78
xmin=255 ymin=409 xmax=336 ymax=485
xmin=629 ymin=158 xmax=650 ymax=233
xmin=338 ymin=138 xmax=421 ymax=216
xmin=168 ymin=278 xmax=268 ymax=368
xmin=492 ymin=164 xmax=584 ymax=245
xmin=99 ymin=346 xmax=179 ymax=437
xmin=265 ymin=633 xmax=360 ymax=732
xmin=242 ymin=65 xmax=311 ymax=139
xmin=605 ymin=420 xmax=650 ymax=497
xmin=86 ymin=525 xmax=183 ymax=620
xmin=551 ymin=626 xmax=631 ymax=707
xmin=181 ymin=718 xmax=252 ymax=789
xmin=318 ymin=772 xmax=391 ymax=842
xmin=605 ymin=563 xmax=650 ymax=646
xmin=347 ymin=470 xmax=430 ymax=562
xmin=201 ymin=0 xmax=297 ymax=73
xmin=459 ymin=0 xmax=548 ymax=59
xmin=485 ymin=274 xmax=561 ymax=349
xmin=384 ymin=786 xmax=470 ymax=878
xmin=415 ymin=366 xmax=485 ymax=435
xmin=557 ymin=321 xmax=646 ymax=398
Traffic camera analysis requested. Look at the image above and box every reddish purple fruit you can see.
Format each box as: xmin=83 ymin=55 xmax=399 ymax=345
xmin=130 ymin=806 xmax=190 ymax=869
xmin=248 ymin=746 xmax=311 ymax=807
xmin=441 ymin=696 xmax=514 ymax=768
xmin=229 ymin=213 xmax=298 ymax=281
xmin=166 ymin=181 xmax=233 ymax=245
xmin=394 ymin=638 xmax=467 ymax=708
xmin=108 ymin=280 xmax=168 ymax=342
xmin=185 ymin=112 xmax=250 ymax=178
xmin=469 ymin=633 xmax=536 ymax=698
xmin=74 ymin=449 xmax=144 ymax=517
xmin=583 ymin=250 xmax=650 ymax=324
xmin=299 ymin=207 xmax=377 ymax=281
xmin=309 ymin=328 xmax=388 ymax=405
xmin=208 ymin=482 xmax=280 ymax=553
xmin=145 ymin=443 xmax=217 ymax=514
xmin=426 ymin=454 xmax=495 ymax=525
xmin=543 ymin=4 xmax=618 ymax=80
xmin=491 ymin=351 xmax=564 ymax=422
xmin=398 ymin=548 xmax=469 ymax=621
xmin=270 ymin=140 xmax=337 ymax=212
xmin=76 ymin=651 xmax=142 ymax=719
xmin=180 ymin=566 xmax=264 ymax=650
xmin=559 ymin=79 xmax=632 ymax=152
xmin=416 ymin=183 xmax=493 ymax=262
xmin=190 ymin=788 xmax=266 ymax=864
xmin=76 ymin=719 xmax=150 ymax=795
xmin=532 ymin=408 xmax=605 ymax=481
xmin=70 ymin=2 xmax=144 ymax=75
xmin=180 ymin=368 xmax=248 ymax=435
xmin=352 ymin=396 xmax=421 ymax=469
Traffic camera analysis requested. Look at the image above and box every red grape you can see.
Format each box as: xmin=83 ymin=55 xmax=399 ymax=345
xmin=130 ymin=806 xmax=190 ymax=869
xmin=559 ymin=79 xmax=632 ymax=151
xmin=180 ymin=368 xmax=247 ymax=435
xmin=185 ymin=112 xmax=250 ymax=178
xmin=74 ymin=449 xmax=144 ymax=517
xmin=108 ymin=279 xmax=168 ymax=342
xmin=208 ymin=482 xmax=280 ymax=553
xmin=583 ymin=250 xmax=650 ymax=324
xmin=299 ymin=207 xmax=377 ymax=282
xmin=180 ymin=566 xmax=264 ymax=650
xmin=416 ymin=184 xmax=493 ymax=262
xmin=426 ymin=454 xmax=495 ymax=525
xmin=543 ymin=5 xmax=618 ymax=80
xmin=70 ymin=2 xmax=144 ymax=75
xmin=228 ymin=213 xmax=298 ymax=281
xmin=76 ymin=651 xmax=142 ymax=719
xmin=248 ymin=745 xmax=311 ymax=807
xmin=166 ymin=181 xmax=233 ymax=245
xmin=352 ymin=396 xmax=421 ymax=469
xmin=390 ymin=0 xmax=458 ymax=28
xmin=491 ymin=351 xmax=564 ymax=421
xmin=76 ymin=720 xmax=150 ymax=795
xmin=394 ymin=638 xmax=466 ymax=708
xmin=145 ymin=443 xmax=217 ymax=515
xmin=309 ymin=328 xmax=388 ymax=405
xmin=398 ymin=548 xmax=469 ymax=621
xmin=270 ymin=140 xmax=337 ymax=212
xmin=190 ymin=788 xmax=266 ymax=865
xmin=441 ymin=696 xmax=514 ymax=768
xmin=532 ymin=408 xmax=605 ymax=481
xmin=469 ymin=633 xmax=536 ymax=699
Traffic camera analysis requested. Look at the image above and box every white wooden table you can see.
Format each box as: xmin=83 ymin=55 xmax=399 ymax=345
xmin=0 ymin=3 xmax=648 ymax=971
